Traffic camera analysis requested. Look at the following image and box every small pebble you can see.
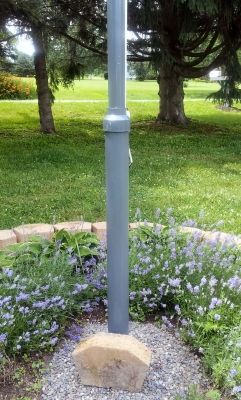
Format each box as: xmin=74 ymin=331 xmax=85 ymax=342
xmin=41 ymin=321 xmax=210 ymax=400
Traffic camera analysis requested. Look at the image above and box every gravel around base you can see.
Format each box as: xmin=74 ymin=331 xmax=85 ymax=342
xmin=41 ymin=321 xmax=210 ymax=400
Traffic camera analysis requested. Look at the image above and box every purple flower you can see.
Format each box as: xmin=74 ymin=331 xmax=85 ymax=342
xmin=209 ymin=297 xmax=222 ymax=310
xmin=0 ymin=296 xmax=12 ymax=307
xmin=148 ymin=302 xmax=157 ymax=309
xmin=0 ymin=333 xmax=7 ymax=342
xmin=214 ymin=314 xmax=221 ymax=321
xmin=16 ymin=292 xmax=29 ymax=302
xmin=229 ymin=369 xmax=238 ymax=377
xmin=193 ymin=285 xmax=200 ymax=294
xmin=232 ymin=386 xmax=241 ymax=394
xmin=140 ymin=288 xmax=152 ymax=296
xmin=209 ymin=276 xmax=218 ymax=287
xmin=129 ymin=291 xmax=136 ymax=301
xmin=200 ymin=277 xmax=207 ymax=286
xmin=72 ymin=283 xmax=88 ymax=295
xmin=174 ymin=304 xmax=181 ymax=315
xmin=33 ymin=300 xmax=49 ymax=309
xmin=66 ymin=324 xmax=83 ymax=342
xmin=168 ymin=278 xmax=181 ymax=287
xmin=227 ymin=276 xmax=241 ymax=290
xmin=19 ymin=306 xmax=30 ymax=315
xmin=49 ymin=337 xmax=58 ymax=346
xmin=82 ymin=303 xmax=94 ymax=313
xmin=41 ymin=285 xmax=50 ymax=291
xmin=2 ymin=313 xmax=13 ymax=320
xmin=186 ymin=282 xmax=193 ymax=293
xmin=3 ymin=268 xmax=14 ymax=278
xmin=68 ymin=255 xmax=77 ymax=266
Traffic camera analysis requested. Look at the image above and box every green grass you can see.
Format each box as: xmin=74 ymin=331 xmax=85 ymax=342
xmin=21 ymin=78 xmax=220 ymax=100
xmin=0 ymin=80 xmax=241 ymax=233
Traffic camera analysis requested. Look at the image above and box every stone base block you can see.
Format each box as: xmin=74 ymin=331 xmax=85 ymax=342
xmin=54 ymin=221 xmax=92 ymax=234
xmin=0 ymin=230 xmax=17 ymax=249
xmin=13 ymin=224 xmax=54 ymax=242
xmin=92 ymin=221 xmax=106 ymax=241
xmin=72 ymin=332 xmax=151 ymax=392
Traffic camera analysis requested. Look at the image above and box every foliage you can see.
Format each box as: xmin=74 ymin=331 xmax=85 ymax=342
xmin=10 ymin=52 xmax=35 ymax=77
xmin=0 ymin=231 xmax=104 ymax=373
xmin=128 ymin=0 xmax=241 ymax=123
xmin=1 ymin=210 xmax=241 ymax=397
xmin=127 ymin=211 xmax=241 ymax=396
xmin=0 ymin=72 xmax=36 ymax=99
xmin=175 ymin=385 xmax=221 ymax=400
xmin=128 ymin=62 xmax=157 ymax=81
xmin=128 ymin=1 xmax=241 ymax=79
xmin=0 ymin=230 xmax=100 ymax=273
xmin=207 ymin=52 xmax=241 ymax=108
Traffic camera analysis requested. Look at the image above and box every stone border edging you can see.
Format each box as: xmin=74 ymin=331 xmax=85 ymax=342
xmin=0 ymin=220 xmax=241 ymax=250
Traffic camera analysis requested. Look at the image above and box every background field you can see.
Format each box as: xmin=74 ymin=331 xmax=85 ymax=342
xmin=0 ymin=79 xmax=241 ymax=233
xmin=54 ymin=78 xmax=220 ymax=100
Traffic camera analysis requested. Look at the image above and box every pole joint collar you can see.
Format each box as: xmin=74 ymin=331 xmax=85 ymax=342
xmin=103 ymin=111 xmax=130 ymax=133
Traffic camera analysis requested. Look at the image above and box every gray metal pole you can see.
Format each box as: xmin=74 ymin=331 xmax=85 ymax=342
xmin=103 ymin=0 xmax=130 ymax=334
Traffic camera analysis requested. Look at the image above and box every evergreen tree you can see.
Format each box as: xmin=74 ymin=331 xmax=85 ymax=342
xmin=1 ymin=0 xmax=106 ymax=133
xmin=128 ymin=0 xmax=241 ymax=124
xmin=207 ymin=51 xmax=241 ymax=108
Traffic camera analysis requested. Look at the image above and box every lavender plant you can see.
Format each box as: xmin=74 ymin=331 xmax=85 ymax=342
xmin=1 ymin=212 xmax=241 ymax=397
xmin=0 ymin=237 xmax=104 ymax=376
xmin=128 ymin=210 xmax=241 ymax=397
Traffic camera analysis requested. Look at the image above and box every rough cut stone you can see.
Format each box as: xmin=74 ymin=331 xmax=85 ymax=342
xmin=179 ymin=226 xmax=204 ymax=239
xmin=0 ymin=230 xmax=17 ymax=249
xmin=54 ymin=221 xmax=92 ymax=234
xmin=13 ymin=224 xmax=54 ymax=242
xmin=72 ymin=332 xmax=151 ymax=392
xmin=92 ymin=221 xmax=106 ymax=241
xmin=129 ymin=222 xmax=154 ymax=230
xmin=202 ymin=230 xmax=241 ymax=246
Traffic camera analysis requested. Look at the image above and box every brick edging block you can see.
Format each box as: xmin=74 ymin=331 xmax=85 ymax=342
xmin=13 ymin=223 xmax=54 ymax=243
xmin=0 ymin=220 xmax=240 ymax=249
xmin=54 ymin=221 xmax=92 ymax=234
xmin=0 ymin=229 xmax=17 ymax=249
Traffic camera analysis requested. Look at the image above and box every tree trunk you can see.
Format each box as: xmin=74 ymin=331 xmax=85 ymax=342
xmin=31 ymin=26 xmax=55 ymax=134
xmin=157 ymin=66 xmax=188 ymax=125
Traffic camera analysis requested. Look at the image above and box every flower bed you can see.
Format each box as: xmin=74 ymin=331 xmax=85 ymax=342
xmin=0 ymin=212 xmax=241 ymax=397
xmin=0 ymin=73 xmax=36 ymax=100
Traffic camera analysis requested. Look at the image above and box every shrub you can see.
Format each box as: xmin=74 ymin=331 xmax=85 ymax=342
xmin=0 ymin=73 xmax=36 ymax=100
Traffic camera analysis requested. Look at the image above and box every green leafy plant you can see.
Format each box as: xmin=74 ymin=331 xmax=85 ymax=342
xmin=175 ymin=386 xmax=221 ymax=400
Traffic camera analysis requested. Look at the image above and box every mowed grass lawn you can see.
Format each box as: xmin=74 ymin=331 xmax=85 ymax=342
xmin=0 ymin=79 xmax=241 ymax=233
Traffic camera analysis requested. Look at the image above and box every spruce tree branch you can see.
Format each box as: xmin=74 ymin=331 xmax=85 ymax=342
xmin=57 ymin=31 xmax=106 ymax=56
xmin=181 ymin=32 xmax=221 ymax=67
xmin=180 ymin=25 xmax=213 ymax=52
xmin=179 ymin=50 xmax=227 ymax=78
xmin=0 ymin=31 xmax=29 ymax=42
